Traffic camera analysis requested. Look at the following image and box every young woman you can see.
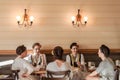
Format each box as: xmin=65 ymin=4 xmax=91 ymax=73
xmin=12 ymin=45 xmax=39 ymax=80
xmin=86 ymin=45 xmax=115 ymax=80
xmin=66 ymin=42 xmax=86 ymax=71
xmin=46 ymin=46 xmax=71 ymax=78
xmin=28 ymin=42 xmax=47 ymax=69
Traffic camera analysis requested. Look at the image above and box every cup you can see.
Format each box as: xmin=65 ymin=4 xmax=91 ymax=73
xmin=88 ymin=62 xmax=95 ymax=68
xmin=74 ymin=62 xmax=78 ymax=67
xmin=91 ymin=62 xmax=95 ymax=67
xmin=88 ymin=62 xmax=92 ymax=67
xmin=115 ymin=60 xmax=120 ymax=66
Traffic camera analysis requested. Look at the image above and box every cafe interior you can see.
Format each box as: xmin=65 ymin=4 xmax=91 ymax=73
xmin=0 ymin=0 xmax=120 ymax=80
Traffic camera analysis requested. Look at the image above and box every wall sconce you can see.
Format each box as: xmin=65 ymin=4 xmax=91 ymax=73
xmin=16 ymin=9 xmax=34 ymax=27
xmin=72 ymin=9 xmax=88 ymax=27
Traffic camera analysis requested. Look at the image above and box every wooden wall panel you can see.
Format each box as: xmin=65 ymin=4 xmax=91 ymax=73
xmin=0 ymin=0 xmax=120 ymax=50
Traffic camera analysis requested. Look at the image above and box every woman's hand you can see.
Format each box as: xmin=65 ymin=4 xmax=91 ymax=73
xmin=77 ymin=62 xmax=81 ymax=66
xmin=22 ymin=73 xmax=28 ymax=77
xmin=77 ymin=62 xmax=85 ymax=71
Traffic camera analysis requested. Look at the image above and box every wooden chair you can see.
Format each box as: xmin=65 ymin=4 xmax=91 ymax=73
xmin=42 ymin=77 xmax=68 ymax=80
xmin=114 ymin=67 xmax=119 ymax=80
xmin=47 ymin=70 xmax=70 ymax=78
xmin=0 ymin=67 xmax=15 ymax=80
xmin=42 ymin=70 xmax=71 ymax=80
xmin=12 ymin=70 xmax=19 ymax=80
xmin=0 ymin=70 xmax=19 ymax=80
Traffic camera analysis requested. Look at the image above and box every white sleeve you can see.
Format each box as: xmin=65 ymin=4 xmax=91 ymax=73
xmin=23 ymin=61 xmax=34 ymax=75
xmin=27 ymin=54 xmax=32 ymax=63
xmin=46 ymin=64 xmax=49 ymax=70
xmin=43 ymin=54 xmax=47 ymax=68
xmin=12 ymin=61 xmax=19 ymax=70
xmin=46 ymin=63 xmax=52 ymax=71
xmin=12 ymin=59 xmax=22 ymax=70
xmin=40 ymin=54 xmax=47 ymax=69
xmin=65 ymin=62 xmax=72 ymax=70
xmin=66 ymin=55 xmax=71 ymax=65
xmin=81 ymin=54 xmax=85 ymax=65
xmin=96 ymin=62 xmax=104 ymax=74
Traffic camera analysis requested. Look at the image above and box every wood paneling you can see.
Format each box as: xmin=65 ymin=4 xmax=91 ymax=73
xmin=0 ymin=0 xmax=120 ymax=49
xmin=0 ymin=49 xmax=120 ymax=55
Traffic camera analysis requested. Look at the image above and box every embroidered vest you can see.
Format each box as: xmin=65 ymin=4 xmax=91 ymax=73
xmin=69 ymin=53 xmax=81 ymax=67
xmin=31 ymin=55 xmax=42 ymax=67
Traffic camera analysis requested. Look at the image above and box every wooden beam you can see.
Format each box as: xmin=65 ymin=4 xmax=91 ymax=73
xmin=0 ymin=49 xmax=120 ymax=55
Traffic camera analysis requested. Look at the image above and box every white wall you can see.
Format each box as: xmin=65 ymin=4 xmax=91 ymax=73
xmin=0 ymin=0 xmax=120 ymax=50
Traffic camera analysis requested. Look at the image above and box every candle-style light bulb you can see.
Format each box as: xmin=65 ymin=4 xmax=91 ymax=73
xmin=16 ymin=16 xmax=21 ymax=24
xmin=84 ymin=16 xmax=88 ymax=24
xmin=16 ymin=16 xmax=21 ymax=21
xmin=71 ymin=16 xmax=75 ymax=21
xmin=72 ymin=16 xmax=75 ymax=25
xmin=30 ymin=16 xmax=34 ymax=21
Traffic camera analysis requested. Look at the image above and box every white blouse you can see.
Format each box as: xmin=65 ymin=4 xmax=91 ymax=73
xmin=12 ymin=57 xmax=38 ymax=80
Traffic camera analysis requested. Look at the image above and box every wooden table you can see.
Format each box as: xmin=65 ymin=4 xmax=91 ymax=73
xmin=32 ymin=70 xmax=46 ymax=80
xmin=33 ymin=70 xmax=46 ymax=75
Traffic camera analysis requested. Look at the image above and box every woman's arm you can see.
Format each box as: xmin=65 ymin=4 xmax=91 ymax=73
xmin=86 ymin=71 xmax=99 ymax=80
xmin=88 ymin=71 xmax=98 ymax=77
xmin=43 ymin=54 xmax=47 ymax=68
xmin=81 ymin=54 xmax=85 ymax=65
xmin=40 ymin=54 xmax=47 ymax=69
xmin=66 ymin=55 xmax=71 ymax=65
xmin=26 ymin=54 xmax=32 ymax=63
